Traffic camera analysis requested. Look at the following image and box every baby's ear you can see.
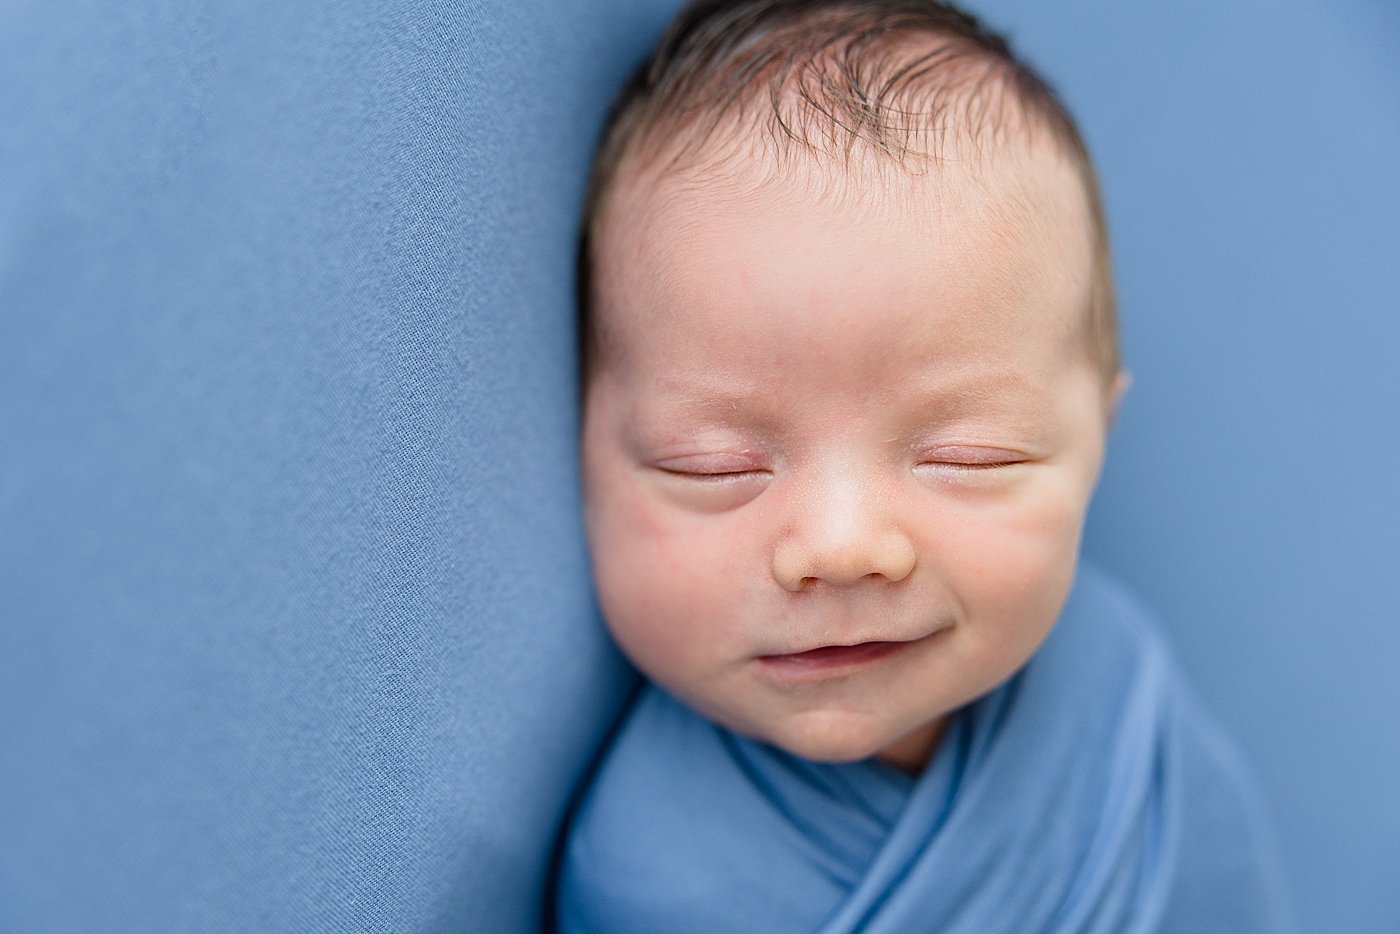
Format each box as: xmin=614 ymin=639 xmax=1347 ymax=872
xmin=1107 ymin=370 xmax=1132 ymax=429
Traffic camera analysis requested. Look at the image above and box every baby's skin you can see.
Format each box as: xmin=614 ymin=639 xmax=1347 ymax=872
xmin=580 ymin=129 xmax=1121 ymax=772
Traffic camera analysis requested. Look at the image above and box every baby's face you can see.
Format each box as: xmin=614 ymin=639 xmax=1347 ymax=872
xmin=582 ymin=141 xmax=1112 ymax=770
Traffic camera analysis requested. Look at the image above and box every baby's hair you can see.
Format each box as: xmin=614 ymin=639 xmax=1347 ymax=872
xmin=580 ymin=0 xmax=1118 ymax=389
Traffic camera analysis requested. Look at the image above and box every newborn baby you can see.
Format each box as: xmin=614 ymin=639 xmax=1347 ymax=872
xmin=558 ymin=1 xmax=1294 ymax=930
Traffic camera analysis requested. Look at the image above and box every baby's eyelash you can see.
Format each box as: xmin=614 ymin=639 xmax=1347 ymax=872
xmin=659 ymin=466 xmax=768 ymax=482
xmin=654 ymin=450 xmax=768 ymax=477
xmin=923 ymin=459 xmax=1022 ymax=470
xmin=912 ymin=448 xmax=1032 ymax=477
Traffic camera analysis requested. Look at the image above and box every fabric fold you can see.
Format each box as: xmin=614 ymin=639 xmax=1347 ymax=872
xmin=557 ymin=566 xmax=1293 ymax=933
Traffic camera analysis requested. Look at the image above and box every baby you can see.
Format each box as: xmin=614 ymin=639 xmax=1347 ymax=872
xmin=558 ymin=1 xmax=1293 ymax=930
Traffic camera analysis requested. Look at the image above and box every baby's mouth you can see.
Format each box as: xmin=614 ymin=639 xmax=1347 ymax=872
xmin=756 ymin=639 xmax=915 ymax=680
xmin=770 ymin=641 xmax=905 ymax=663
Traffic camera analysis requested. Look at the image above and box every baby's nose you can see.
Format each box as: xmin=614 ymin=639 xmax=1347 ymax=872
xmin=770 ymin=475 xmax=916 ymax=591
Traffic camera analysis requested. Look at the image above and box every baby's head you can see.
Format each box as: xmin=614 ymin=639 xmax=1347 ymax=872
xmin=580 ymin=0 xmax=1125 ymax=771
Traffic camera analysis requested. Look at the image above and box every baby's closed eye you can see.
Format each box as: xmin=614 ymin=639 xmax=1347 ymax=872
xmin=915 ymin=445 xmax=1031 ymax=470
xmin=649 ymin=453 xmax=771 ymax=511
xmin=654 ymin=453 xmax=770 ymax=479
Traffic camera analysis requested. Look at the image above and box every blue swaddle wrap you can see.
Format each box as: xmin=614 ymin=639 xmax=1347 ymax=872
xmin=557 ymin=566 xmax=1294 ymax=932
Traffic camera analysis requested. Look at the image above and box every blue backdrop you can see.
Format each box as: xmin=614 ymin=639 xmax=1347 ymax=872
xmin=988 ymin=4 xmax=1400 ymax=933
xmin=1 ymin=2 xmax=1395 ymax=932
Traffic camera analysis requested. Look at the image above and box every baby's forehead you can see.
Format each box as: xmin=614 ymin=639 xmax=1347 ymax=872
xmin=588 ymin=134 xmax=1101 ymax=389
xmin=603 ymin=125 xmax=1092 ymax=254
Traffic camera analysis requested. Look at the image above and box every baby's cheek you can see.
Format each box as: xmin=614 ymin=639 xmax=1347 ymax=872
xmin=939 ymin=501 xmax=1068 ymax=580
xmin=970 ymin=478 xmax=1090 ymax=579
xmin=594 ymin=549 xmax=688 ymax=676
xmin=592 ymin=506 xmax=733 ymax=673
xmin=941 ymin=486 xmax=1086 ymax=631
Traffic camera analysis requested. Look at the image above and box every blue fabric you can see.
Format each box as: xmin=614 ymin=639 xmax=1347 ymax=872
xmin=0 ymin=1 xmax=676 ymax=931
xmin=559 ymin=567 xmax=1294 ymax=932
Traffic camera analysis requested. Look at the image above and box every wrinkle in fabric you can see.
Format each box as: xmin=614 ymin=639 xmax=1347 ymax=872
xmin=557 ymin=566 xmax=1293 ymax=933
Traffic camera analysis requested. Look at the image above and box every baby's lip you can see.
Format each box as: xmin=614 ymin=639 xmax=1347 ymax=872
xmin=755 ymin=622 xmax=953 ymax=681
xmin=764 ymin=622 xmax=950 ymax=659
xmin=763 ymin=638 xmax=911 ymax=660
xmin=756 ymin=638 xmax=922 ymax=680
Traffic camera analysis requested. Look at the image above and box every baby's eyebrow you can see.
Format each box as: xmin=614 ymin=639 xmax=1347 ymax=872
xmin=835 ymin=362 xmax=1046 ymax=413
xmin=643 ymin=377 xmax=757 ymax=411
xmin=632 ymin=401 xmax=750 ymax=435
xmin=910 ymin=372 xmax=1046 ymax=408
xmin=627 ymin=385 xmax=777 ymax=438
xmin=648 ymin=369 xmax=1047 ymax=409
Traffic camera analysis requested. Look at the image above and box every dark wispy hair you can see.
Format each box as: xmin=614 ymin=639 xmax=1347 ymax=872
xmin=581 ymin=0 xmax=1118 ymax=386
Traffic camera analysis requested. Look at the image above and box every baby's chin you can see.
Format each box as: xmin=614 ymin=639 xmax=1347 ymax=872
xmin=731 ymin=708 xmax=944 ymax=769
